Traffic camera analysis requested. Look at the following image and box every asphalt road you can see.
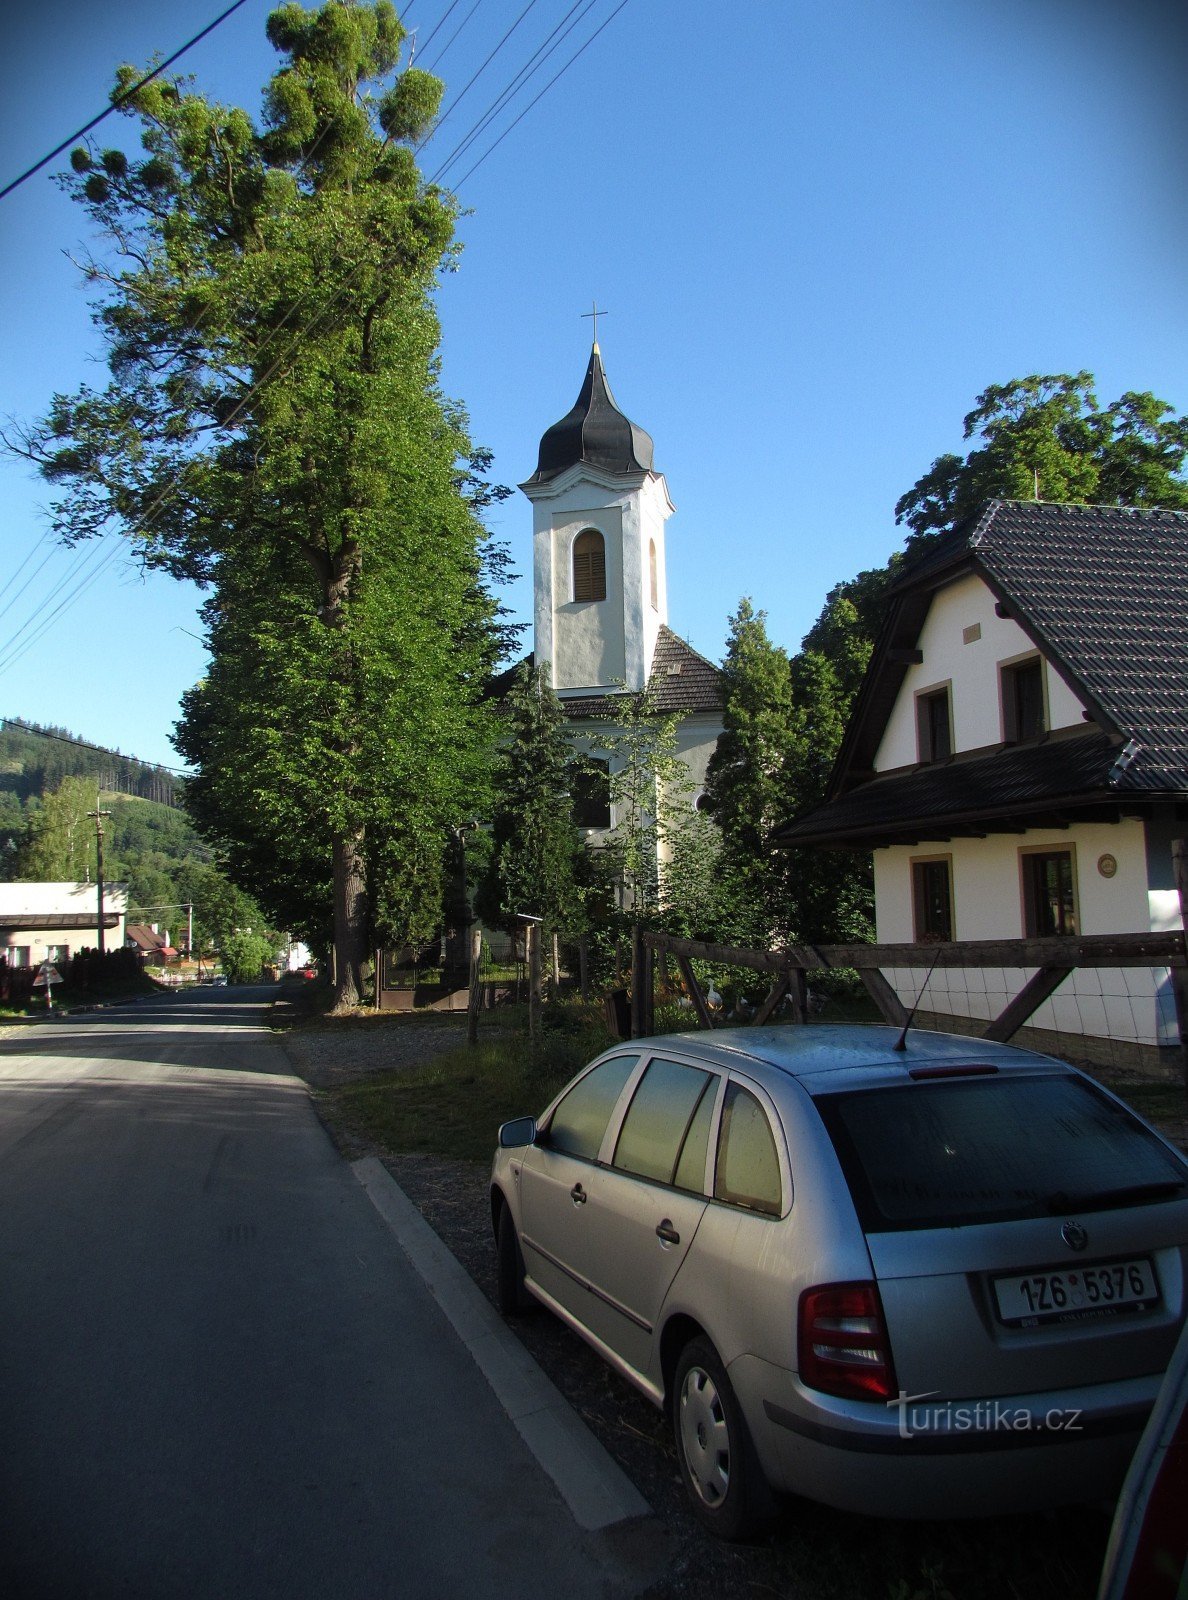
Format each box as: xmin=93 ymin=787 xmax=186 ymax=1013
xmin=0 ymin=987 xmax=660 ymax=1599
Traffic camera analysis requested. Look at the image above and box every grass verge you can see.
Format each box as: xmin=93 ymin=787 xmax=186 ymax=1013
xmin=322 ymin=1005 xmax=619 ymax=1162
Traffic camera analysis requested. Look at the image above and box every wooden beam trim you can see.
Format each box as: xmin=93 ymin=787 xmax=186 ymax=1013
xmin=675 ymin=952 xmax=715 ymax=1031
xmin=982 ymin=965 xmax=1072 ymax=1043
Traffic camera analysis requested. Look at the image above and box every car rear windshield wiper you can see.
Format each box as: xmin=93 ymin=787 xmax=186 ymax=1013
xmin=1045 ymin=1181 xmax=1187 ymax=1214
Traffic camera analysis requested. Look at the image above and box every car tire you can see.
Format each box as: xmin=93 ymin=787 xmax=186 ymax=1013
xmin=495 ymin=1202 xmax=534 ymax=1317
xmin=673 ymin=1336 xmax=773 ymax=1541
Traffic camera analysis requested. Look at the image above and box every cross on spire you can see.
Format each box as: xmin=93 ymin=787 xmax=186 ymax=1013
xmin=581 ymin=300 xmax=609 ymax=348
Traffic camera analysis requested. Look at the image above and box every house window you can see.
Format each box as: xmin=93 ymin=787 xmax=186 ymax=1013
xmin=5 ymin=946 xmax=31 ymax=967
xmin=572 ymin=529 xmax=606 ymax=603
xmin=911 ymin=857 xmax=953 ymax=942
xmin=572 ymin=758 xmax=611 ymax=830
xmin=916 ymin=686 xmax=953 ymax=763
xmin=649 ymin=539 xmax=658 ymax=610
xmin=46 ymin=944 xmax=69 ymax=964
xmin=1001 ymin=657 xmax=1046 ymax=742
xmin=1021 ymin=848 xmax=1078 ymax=936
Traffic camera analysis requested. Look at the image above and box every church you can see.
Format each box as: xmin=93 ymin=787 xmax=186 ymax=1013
xmin=509 ymin=340 xmax=723 ymax=846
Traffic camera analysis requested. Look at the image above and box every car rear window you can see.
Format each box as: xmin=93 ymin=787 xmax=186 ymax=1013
xmin=816 ymin=1073 xmax=1187 ymax=1232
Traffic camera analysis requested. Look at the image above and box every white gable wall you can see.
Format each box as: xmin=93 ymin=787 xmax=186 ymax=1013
xmin=869 ymin=573 xmax=1179 ymax=1057
xmin=874 ymin=573 xmax=1087 ymax=770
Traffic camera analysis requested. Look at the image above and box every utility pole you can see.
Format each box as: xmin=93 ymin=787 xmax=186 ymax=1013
xmin=87 ymin=798 xmax=112 ymax=956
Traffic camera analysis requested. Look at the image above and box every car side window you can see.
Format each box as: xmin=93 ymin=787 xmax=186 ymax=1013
xmin=546 ymin=1055 xmax=638 ymax=1162
xmin=612 ymin=1057 xmax=712 ymax=1184
xmin=672 ymin=1076 xmax=717 ymax=1193
xmin=714 ymin=1082 xmax=783 ymax=1216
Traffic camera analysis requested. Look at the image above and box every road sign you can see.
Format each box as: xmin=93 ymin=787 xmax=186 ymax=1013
xmin=33 ymin=965 xmax=61 ymax=987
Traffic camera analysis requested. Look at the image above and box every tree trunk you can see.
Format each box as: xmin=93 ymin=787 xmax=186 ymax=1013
xmin=332 ymin=828 xmax=368 ymax=1010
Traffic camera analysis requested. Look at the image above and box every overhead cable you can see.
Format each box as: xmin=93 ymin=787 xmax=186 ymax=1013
xmin=0 ymin=0 xmax=253 ymax=201
xmin=451 ymin=0 xmax=634 ymax=191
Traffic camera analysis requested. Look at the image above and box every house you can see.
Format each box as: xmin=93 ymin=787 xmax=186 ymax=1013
xmin=501 ymin=340 xmax=723 ymax=856
xmin=126 ymin=923 xmax=173 ymax=962
xmin=780 ymin=499 xmax=1188 ymax=1069
xmin=0 ymin=881 xmax=128 ymax=968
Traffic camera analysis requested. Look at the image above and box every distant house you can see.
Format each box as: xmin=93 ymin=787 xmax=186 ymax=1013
xmin=125 ymin=923 xmax=174 ymax=962
xmin=780 ymin=500 xmax=1188 ymax=1068
xmin=0 ymin=881 xmax=128 ymax=969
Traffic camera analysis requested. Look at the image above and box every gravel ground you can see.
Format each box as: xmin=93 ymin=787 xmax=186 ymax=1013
xmin=269 ymin=1008 xmax=1166 ymax=1600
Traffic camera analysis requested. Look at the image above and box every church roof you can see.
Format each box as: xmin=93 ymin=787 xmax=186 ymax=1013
xmin=524 ymin=345 xmax=655 ymax=485
xmin=488 ymin=628 xmax=722 ymax=719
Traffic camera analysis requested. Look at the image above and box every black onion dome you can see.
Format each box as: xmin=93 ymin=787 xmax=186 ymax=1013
xmin=527 ymin=346 xmax=655 ymax=483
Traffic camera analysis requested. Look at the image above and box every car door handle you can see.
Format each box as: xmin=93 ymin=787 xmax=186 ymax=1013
xmin=656 ymin=1220 xmax=680 ymax=1245
xmin=570 ymin=1183 xmax=587 ymax=1206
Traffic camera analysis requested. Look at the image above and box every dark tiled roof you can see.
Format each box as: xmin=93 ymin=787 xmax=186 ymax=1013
xmin=782 ymin=731 xmax=1123 ymax=846
xmin=489 ymin=628 xmax=722 ymax=721
xmin=779 ymin=499 xmax=1188 ymax=847
xmin=965 ymin=501 xmax=1188 ymax=791
xmin=523 ymin=346 xmax=655 ymax=486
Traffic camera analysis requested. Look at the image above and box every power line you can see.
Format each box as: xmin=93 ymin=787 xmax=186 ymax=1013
xmin=421 ymin=0 xmax=487 ymax=73
xmin=428 ymin=0 xmax=596 ymax=185
xmin=413 ymin=0 xmax=464 ymax=63
xmin=425 ymin=0 xmax=543 ymax=129
xmin=0 ymin=0 xmax=254 ymax=202
xmin=1 ymin=717 xmax=189 ymax=774
xmin=451 ymin=0 xmax=634 ymax=191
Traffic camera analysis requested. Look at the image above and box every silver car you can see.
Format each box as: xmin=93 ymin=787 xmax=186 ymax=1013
xmin=490 ymin=1025 xmax=1188 ymax=1538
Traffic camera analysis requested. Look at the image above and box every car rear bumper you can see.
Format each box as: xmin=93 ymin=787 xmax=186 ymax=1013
xmin=732 ymin=1355 xmax=1157 ymax=1519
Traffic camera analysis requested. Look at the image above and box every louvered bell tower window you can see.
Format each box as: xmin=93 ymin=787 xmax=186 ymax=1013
xmin=572 ymin=529 xmax=606 ymax=602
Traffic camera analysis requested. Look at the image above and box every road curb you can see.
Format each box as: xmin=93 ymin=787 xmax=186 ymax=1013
xmin=352 ymin=1155 xmax=652 ymax=1533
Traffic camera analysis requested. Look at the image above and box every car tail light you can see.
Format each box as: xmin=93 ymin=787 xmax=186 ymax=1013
xmin=798 ymin=1282 xmax=897 ymax=1402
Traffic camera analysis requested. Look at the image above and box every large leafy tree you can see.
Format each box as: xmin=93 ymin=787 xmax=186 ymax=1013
xmin=8 ymin=2 xmax=508 ymax=1006
xmin=896 ymin=372 xmax=1188 ymax=543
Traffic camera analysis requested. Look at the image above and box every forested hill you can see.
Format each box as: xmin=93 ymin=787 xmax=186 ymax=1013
xmin=0 ymin=721 xmax=271 ymax=952
xmin=0 ymin=720 xmax=180 ymax=808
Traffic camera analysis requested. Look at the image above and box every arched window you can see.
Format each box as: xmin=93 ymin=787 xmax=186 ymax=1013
xmin=572 ymin=529 xmax=606 ymax=603
xmin=649 ymin=539 xmax=658 ymax=610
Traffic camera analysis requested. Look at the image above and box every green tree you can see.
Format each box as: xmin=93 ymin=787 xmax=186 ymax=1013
xmin=593 ymin=684 xmax=691 ymax=919
xmin=896 ymin=373 xmax=1188 ymax=543
xmin=476 ymin=663 xmax=584 ymax=938
xmin=16 ymin=777 xmax=99 ymax=880
xmin=220 ymin=927 xmax=278 ymax=984
xmin=704 ymin=600 xmax=797 ymax=936
xmin=9 ymin=2 xmax=506 ymax=1008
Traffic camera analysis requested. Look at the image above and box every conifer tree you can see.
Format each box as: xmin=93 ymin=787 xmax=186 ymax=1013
xmin=8 ymin=3 xmax=508 ymax=1005
xmin=477 ymin=663 xmax=584 ymax=938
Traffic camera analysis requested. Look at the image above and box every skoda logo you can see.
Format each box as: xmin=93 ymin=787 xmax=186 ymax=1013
xmin=1061 ymin=1221 xmax=1089 ymax=1252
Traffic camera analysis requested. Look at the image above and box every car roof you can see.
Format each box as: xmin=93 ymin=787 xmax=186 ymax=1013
xmin=629 ymin=1023 xmax=1070 ymax=1090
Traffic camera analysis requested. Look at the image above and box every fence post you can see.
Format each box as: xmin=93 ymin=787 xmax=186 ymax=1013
xmin=528 ymin=922 xmax=542 ymax=1043
xmin=1171 ymin=840 xmax=1188 ymax=1087
xmin=467 ymin=925 xmax=482 ymax=1047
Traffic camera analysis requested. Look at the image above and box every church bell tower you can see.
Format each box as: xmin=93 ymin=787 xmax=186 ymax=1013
xmin=520 ymin=344 xmax=674 ymax=696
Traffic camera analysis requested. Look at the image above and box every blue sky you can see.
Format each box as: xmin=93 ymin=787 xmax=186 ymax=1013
xmin=1 ymin=0 xmax=1185 ymax=770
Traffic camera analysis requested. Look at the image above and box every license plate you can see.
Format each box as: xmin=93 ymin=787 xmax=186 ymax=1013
xmin=992 ymin=1257 xmax=1159 ymax=1327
